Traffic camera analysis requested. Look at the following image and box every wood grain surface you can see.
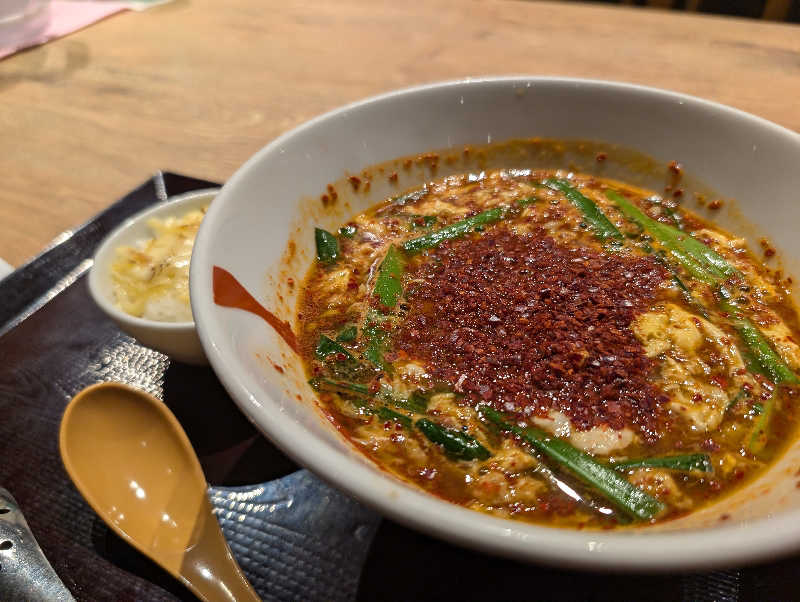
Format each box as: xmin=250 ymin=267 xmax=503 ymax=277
xmin=1 ymin=0 xmax=798 ymax=267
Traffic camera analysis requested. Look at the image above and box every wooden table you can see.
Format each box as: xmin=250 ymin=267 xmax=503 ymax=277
xmin=1 ymin=0 xmax=798 ymax=268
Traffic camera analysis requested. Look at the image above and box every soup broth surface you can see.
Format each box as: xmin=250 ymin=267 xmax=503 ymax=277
xmin=297 ymin=166 xmax=800 ymax=528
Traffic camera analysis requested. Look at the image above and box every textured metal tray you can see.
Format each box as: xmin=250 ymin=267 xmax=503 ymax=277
xmin=0 ymin=172 xmax=793 ymax=601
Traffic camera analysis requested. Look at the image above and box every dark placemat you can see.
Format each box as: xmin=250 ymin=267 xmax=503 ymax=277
xmin=0 ymin=173 xmax=795 ymax=601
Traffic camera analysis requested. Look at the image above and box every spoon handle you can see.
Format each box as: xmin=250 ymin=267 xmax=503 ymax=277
xmin=180 ymin=496 xmax=260 ymax=602
xmin=0 ymin=487 xmax=75 ymax=602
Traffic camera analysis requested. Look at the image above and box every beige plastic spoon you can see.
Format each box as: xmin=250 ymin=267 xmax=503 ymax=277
xmin=59 ymin=382 xmax=260 ymax=602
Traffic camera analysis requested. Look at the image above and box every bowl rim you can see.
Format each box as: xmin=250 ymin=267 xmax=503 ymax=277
xmin=88 ymin=187 xmax=220 ymax=331
xmin=191 ymin=76 xmax=800 ymax=570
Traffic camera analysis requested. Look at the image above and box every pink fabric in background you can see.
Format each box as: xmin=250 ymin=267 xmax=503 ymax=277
xmin=0 ymin=1 xmax=130 ymax=60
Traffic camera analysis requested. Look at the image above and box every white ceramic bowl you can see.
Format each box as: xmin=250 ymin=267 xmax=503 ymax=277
xmin=191 ymin=78 xmax=800 ymax=570
xmin=89 ymin=188 xmax=218 ymax=365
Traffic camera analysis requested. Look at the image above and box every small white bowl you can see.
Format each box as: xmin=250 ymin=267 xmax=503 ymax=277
xmin=89 ymin=188 xmax=218 ymax=365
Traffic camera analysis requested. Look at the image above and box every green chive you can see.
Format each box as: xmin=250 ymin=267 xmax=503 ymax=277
xmin=315 ymin=227 xmax=339 ymax=263
xmin=415 ymin=418 xmax=491 ymax=461
xmin=610 ymin=454 xmax=712 ymax=473
xmin=373 ymin=244 xmax=405 ymax=309
xmin=315 ymin=335 xmax=353 ymax=361
xmin=407 ymin=390 xmax=430 ymax=413
xmin=336 ymin=324 xmax=358 ymax=342
xmin=403 ymin=207 xmax=506 ymax=254
xmin=362 ymin=313 xmax=392 ymax=369
xmin=479 ymin=405 xmax=665 ymax=521
xmin=543 ymin=179 xmax=624 ymax=242
xmin=718 ymin=288 xmax=799 ymax=385
xmin=606 ymin=190 xmax=736 ymax=283
xmin=309 ymin=378 xmax=370 ymax=397
xmin=377 ymin=407 xmax=413 ymax=428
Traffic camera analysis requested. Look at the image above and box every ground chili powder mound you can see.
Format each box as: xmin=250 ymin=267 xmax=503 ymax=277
xmin=396 ymin=227 xmax=670 ymax=441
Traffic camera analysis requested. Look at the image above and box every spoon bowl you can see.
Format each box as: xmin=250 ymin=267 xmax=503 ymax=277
xmin=59 ymin=382 xmax=259 ymax=602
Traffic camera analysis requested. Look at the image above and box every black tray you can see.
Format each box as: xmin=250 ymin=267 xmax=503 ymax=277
xmin=0 ymin=172 xmax=793 ymax=601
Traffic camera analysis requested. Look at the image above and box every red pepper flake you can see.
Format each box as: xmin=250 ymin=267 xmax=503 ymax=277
xmin=720 ymin=513 xmax=730 ymax=521
xmin=395 ymin=228 xmax=670 ymax=440
xmin=595 ymin=152 xmax=607 ymax=162
xmin=708 ymin=199 xmax=723 ymax=210
xmin=710 ymin=374 xmax=728 ymax=389
xmin=327 ymin=184 xmax=338 ymax=200
xmin=388 ymin=171 xmax=398 ymax=182
xmin=701 ymin=438 xmax=720 ymax=452
xmin=321 ymin=194 xmax=331 ymax=205
xmin=348 ymin=175 xmax=361 ymax=191
xmin=287 ymin=278 xmax=295 ymax=288
xmin=672 ymin=188 xmax=684 ymax=198
xmin=668 ymin=161 xmax=682 ymax=175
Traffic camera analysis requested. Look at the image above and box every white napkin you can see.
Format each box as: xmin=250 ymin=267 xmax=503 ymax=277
xmin=0 ymin=0 xmax=173 ymax=61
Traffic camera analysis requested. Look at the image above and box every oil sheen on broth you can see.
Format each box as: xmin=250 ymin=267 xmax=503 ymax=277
xmin=297 ymin=167 xmax=800 ymax=528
